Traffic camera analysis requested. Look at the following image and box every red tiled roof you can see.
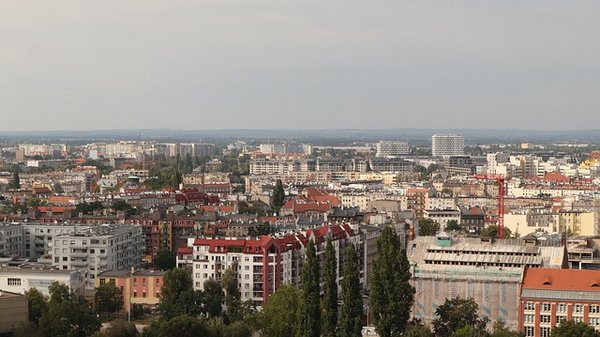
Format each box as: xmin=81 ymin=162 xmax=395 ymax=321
xmin=544 ymin=171 xmax=569 ymax=183
xmin=177 ymin=247 xmax=193 ymax=255
xmin=521 ymin=268 xmax=600 ymax=292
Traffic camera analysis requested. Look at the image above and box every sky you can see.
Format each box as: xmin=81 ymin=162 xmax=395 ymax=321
xmin=1 ymin=0 xmax=600 ymax=131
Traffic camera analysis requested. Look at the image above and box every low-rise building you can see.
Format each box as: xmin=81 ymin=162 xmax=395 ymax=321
xmin=0 ymin=290 xmax=28 ymax=335
xmin=0 ymin=266 xmax=85 ymax=297
xmin=97 ymin=269 xmax=165 ymax=314
xmin=519 ymin=268 xmax=600 ymax=336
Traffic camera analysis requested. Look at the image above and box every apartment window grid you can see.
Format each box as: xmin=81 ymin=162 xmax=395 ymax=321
xmin=557 ymin=303 xmax=568 ymax=313
xmin=590 ymin=305 xmax=600 ymax=315
xmin=573 ymin=304 xmax=584 ymax=315
xmin=540 ymin=327 xmax=551 ymax=337
xmin=524 ymin=326 xmax=535 ymax=337
xmin=574 ymin=316 xmax=584 ymax=323
xmin=590 ymin=317 xmax=600 ymax=327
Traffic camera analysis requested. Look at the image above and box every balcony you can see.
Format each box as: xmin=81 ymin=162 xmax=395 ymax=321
xmin=72 ymin=260 xmax=88 ymax=267
xmin=71 ymin=252 xmax=88 ymax=258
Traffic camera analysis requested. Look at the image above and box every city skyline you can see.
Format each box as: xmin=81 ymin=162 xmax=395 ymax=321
xmin=2 ymin=1 xmax=600 ymax=131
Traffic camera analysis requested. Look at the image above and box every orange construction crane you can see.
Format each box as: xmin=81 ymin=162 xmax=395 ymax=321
xmin=474 ymin=174 xmax=509 ymax=239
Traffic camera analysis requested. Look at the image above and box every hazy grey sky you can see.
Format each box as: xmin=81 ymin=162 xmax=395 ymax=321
xmin=1 ymin=1 xmax=599 ymax=131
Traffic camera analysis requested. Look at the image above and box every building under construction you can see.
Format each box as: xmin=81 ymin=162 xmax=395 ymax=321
xmin=408 ymin=233 xmax=567 ymax=329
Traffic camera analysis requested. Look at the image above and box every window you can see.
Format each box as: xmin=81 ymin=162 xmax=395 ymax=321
xmin=540 ymin=327 xmax=551 ymax=337
xmin=8 ymin=278 xmax=21 ymax=286
xmin=574 ymin=316 xmax=583 ymax=323
xmin=591 ymin=305 xmax=600 ymax=314
xmin=574 ymin=304 xmax=584 ymax=314
xmin=540 ymin=315 xmax=551 ymax=324
xmin=524 ymin=326 xmax=535 ymax=337
xmin=524 ymin=302 xmax=535 ymax=311
xmin=541 ymin=302 xmax=551 ymax=312
xmin=100 ymin=279 xmax=106 ymax=285
xmin=590 ymin=317 xmax=600 ymax=326
xmin=556 ymin=315 xmax=567 ymax=324
xmin=524 ymin=315 xmax=535 ymax=324
xmin=557 ymin=303 xmax=567 ymax=313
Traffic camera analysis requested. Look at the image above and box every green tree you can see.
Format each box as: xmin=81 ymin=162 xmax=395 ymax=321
xmin=258 ymin=286 xmax=300 ymax=337
xmin=93 ymin=319 xmax=139 ymax=337
xmin=171 ymin=170 xmax=182 ymax=189
xmin=39 ymin=282 xmax=101 ymax=337
xmin=14 ymin=322 xmax=43 ymax=337
xmin=445 ymin=220 xmax=461 ymax=232
xmin=481 ymin=225 xmax=512 ymax=239
xmin=95 ymin=283 xmax=124 ymax=316
xmin=10 ymin=166 xmax=21 ymax=190
xmin=552 ymin=320 xmax=600 ymax=337
xmin=221 ymin=268 xmax=242 ymax=322
xmin=158 ymin=268 xmax=203 ymax=320
xmin=203 ymin=279 xmax=224 ymax=318
xmin=25 ymin=288 xmax=48 ymax=325
xmin=296 ymin=240 xmax=321 ymax=337
xmin=370 ymin=227 xmax=415 ymax=337
xmin=490 ymin=320 xmax=523 ymax=337
xmin=433 ymin=296 xmax=488 ymax=337
xmin=337 ymin=244 xmax=362 ymax=337
xmin=272 ymin=179 xmax=285 ymax=210
xmin=322 ymin=239 xmax=338 ymax=337
xmin=404 ymin=320 xmax=434 ymax=337
xmin=418 ymin=218 xmax=440 ymax=236
xmin=159 ymin=315 xmax=210 ymax=337
xmin=222 ymin=321 xmax=253 ymax=337
xmin=153 ymin=250 xmax=176 ymax=270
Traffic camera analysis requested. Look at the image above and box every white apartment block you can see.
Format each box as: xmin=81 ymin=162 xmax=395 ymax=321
xmin=423 ymin=208 xmax=461 ymax=230
xmin=0 ymin=267 xmax=85 ymax=297
xmin=431 ymin=134 xmax=464 ymax=157
xmin=51 ymin=225 xmax=144 ymax=288
xmin=376 ymin=141 xmax=409 ymax=157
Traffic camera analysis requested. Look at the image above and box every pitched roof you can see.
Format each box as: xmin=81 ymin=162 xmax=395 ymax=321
xmin=521 ymin=267 xmax=600 ymax=292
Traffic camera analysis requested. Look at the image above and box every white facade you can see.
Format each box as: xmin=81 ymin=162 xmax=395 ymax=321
xmin=0 ymin=267 xmax=85 ymax=297
xmin=431 ymin=134 xmax=464 ymax=157
xmin=51 ymin=225 xmax=144 ymax=288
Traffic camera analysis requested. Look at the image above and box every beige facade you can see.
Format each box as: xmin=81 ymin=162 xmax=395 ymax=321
xmin=0 ymin=290 xmax=28 ymax=334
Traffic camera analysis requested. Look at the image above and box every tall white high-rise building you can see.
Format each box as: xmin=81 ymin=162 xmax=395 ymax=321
xmin=431 ymin=134 xmax=464 ymax=157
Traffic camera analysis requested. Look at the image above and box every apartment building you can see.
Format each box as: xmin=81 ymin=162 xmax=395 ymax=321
xmin=51 ymin=224 xmax=144 ymax=288
xmin=519 ymin=268 xmax=600 ymax=337
xmin=504 ymin=209 xmax=595 ymax=236
xmin=423 ymin=208 xmax=461 ymax=230
xmin=431 ymin=134 xmax=464 ymax=157
xmin=0 ymin=224 xmax=24 ymax=258
xmin=376 ymin=141 xmax=409 ymax=157
xmin=97 ymin=269 xmax=165 ymax=313
xmin=180 ymin=224 xmax=362 ymax=306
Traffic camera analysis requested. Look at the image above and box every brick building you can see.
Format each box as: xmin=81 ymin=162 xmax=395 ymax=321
xmin=519 ymin=268 xmax=600 ymax=337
